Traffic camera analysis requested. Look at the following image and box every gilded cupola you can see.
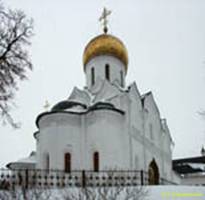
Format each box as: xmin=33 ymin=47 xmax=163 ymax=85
xmin=83 ymin=34 xmax=128 ymax=72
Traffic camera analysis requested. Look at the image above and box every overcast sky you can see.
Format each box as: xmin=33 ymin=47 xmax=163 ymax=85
xmin=1 ymin=0 xmax=205 ymax=168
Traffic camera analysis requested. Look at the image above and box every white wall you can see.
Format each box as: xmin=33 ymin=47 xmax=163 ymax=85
xmin=181 ymin=174 xmax=205 ymax=185
xmin=37 ymin=113 xmax=81 ymax=170
xmin=37 ymin=109 xmax=129 ymax=171
xmin=85 ymin=55 xmax=126 ymax=89
xmin=36 ymin=62 xmax=176 ymax=183
xmin=85 ymin=109 xmax=129 ymax=170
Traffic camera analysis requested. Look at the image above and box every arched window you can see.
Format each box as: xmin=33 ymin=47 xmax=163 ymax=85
xmin=105 ymin=64 xmax=110 ymax=81
xmin=120 ymin=70 xmax=124 ymax=87
xmin=91 ymin=67 xmax=95 ymax=86
xmin=64 ymin=153 xmax=71 ymax=172
xmin=93 ymin=152 xmax=99 ymax=172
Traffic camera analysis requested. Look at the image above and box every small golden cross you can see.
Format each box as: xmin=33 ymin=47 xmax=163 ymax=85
xmin=99 ymin=7 xmax=112 ymax=34
xmin=44 ymin=100 xmax=50 ymax=111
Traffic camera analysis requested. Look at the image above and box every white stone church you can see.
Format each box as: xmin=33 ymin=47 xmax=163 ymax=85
xmin=7 ymin=19 xmax=181 ymax=185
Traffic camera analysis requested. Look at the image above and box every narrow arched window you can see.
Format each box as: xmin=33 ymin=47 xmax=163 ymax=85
xmin=93 ymin=152 xmax=99 ymax=172
xmin=120 ymin=70 xmax=124 ymax=87
xmin=91 ymin=67 xmax=95 ymax=86
xmin=105 ymin=64 xmax=110 ymax=81
xmin=64 ymin=153 xmax=71 ymax=172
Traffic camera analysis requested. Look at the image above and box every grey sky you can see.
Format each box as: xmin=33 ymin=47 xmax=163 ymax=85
xmin=1 ymin=0 xmax=205 ymax=167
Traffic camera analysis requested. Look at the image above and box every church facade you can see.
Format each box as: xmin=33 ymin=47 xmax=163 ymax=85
xmin=29 ymin=32 xmax=180 ymax=184
xmin=6 ymin=7 xmax=181 ymax=184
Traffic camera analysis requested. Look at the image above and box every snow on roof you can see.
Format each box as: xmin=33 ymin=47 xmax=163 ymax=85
xmin=6 ymin=151 xmax=36 ymax=170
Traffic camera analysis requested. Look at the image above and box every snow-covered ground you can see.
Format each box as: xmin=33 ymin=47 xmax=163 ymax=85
xmin=0 ymin=186 xmax=204 ymax=199
xmin=148 ymin=186 xmax=205 ymax=200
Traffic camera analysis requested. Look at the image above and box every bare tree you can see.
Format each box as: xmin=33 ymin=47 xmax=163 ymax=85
xmin=61 ymin=170 xmax=148 ymax=200
xmin=60 ymin=170 xmax=148 ymax=200
xmin=0 ymin=1 xmax=33 ymax=128
xmin=0 ymin=186 xmax=148 ymax=200
xmin=0 ymin=187 xmax=52 ymax=200
xmin=61 ymin=186 xmax=148 ymax=200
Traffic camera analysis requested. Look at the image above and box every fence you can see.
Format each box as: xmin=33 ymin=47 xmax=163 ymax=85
xmin=0 ymin=169 xmax=176 ymax=189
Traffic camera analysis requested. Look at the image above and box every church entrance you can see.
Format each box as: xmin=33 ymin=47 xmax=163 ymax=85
xmin=148 ymin=159 xmax=159 ymax=185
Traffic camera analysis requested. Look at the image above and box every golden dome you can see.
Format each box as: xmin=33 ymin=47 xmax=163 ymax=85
xmin=83 ymin=34 xmax=128 ymax=72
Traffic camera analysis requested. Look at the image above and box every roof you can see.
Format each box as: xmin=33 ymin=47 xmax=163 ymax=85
xmin=173 ymin=156 xmax=205 ymax=164
xmin=36 ymin=102 xmax=125 ymax=128
xmin=83 ymin=34 xmax=128 ymax=70
xmin=6 ymin=151 xmax=36 ymax=170
xmin=52 ymin=100 xmax=87 ymax=111
xmin=173 ymin=156 xmax=205 ymax=174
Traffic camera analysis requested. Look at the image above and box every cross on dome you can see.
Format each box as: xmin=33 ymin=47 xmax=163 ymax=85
xmin=44 ymin=100 xmax=50 ymax=111
xmin=99 ymin=7 xmax=111 ymax=34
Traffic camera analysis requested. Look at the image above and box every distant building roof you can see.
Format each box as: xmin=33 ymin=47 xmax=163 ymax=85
xmin=6 ymin=151 xmax=36 ymax=170
xmin=173 ymin=156 xmax=205 ymax=174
